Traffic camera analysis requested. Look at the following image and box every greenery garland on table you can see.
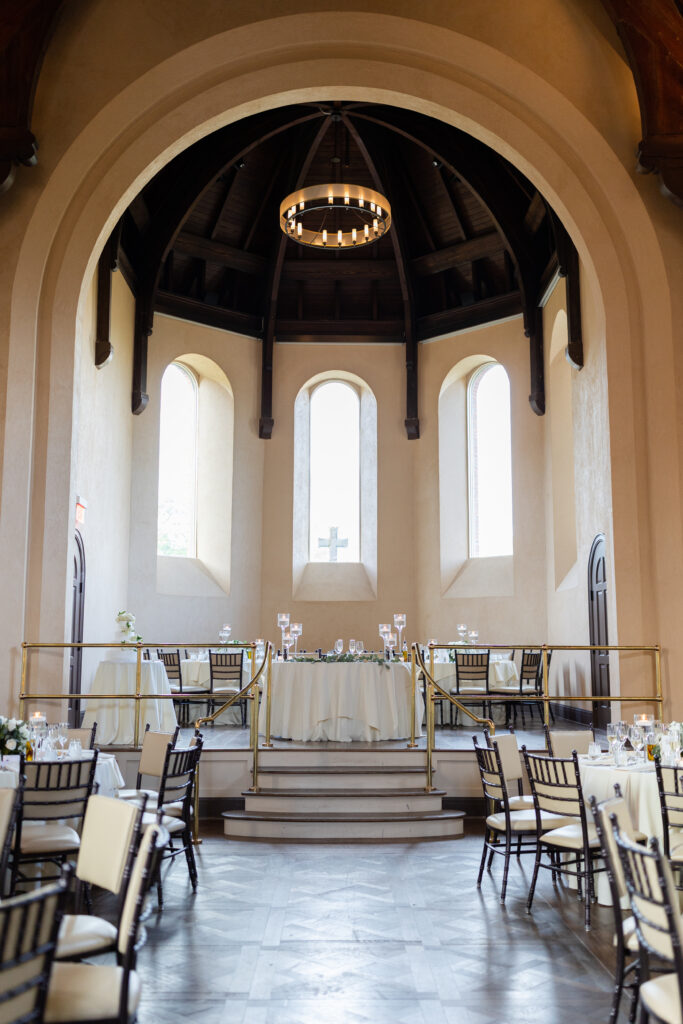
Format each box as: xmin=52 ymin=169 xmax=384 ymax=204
xmin=292 ymin=653 xmax=392 ymax=665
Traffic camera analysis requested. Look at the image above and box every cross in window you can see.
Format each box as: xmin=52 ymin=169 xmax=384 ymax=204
xmin=318 ymin=526 xmax=348 ymax=562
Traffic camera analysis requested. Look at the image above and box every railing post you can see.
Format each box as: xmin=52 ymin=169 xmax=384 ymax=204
xmin=407 ymin=644 xmax=417 ymax=748
xmin=20 ymin=643 xmax=27 ymax=717
xmin=541 ymin=644 xmax=549 ymax=728
xmin=655 ymin=645 xmax=663 ymax=718
xmin=264 ymin=645 xmax=273 ymax=748
xmin=134 ymin=642 xmax=142 ymax=748
xmin=249 ymin=682 xmax=259 ymax=791
xmin=426 ymin=676 xmax=436 ymax=791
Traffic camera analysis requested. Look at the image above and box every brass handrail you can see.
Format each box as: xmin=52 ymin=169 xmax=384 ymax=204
xmin=193 ymin=642 xmax=272 ymax=797
xmin=413 ymin=644 xmax=495 ymax=790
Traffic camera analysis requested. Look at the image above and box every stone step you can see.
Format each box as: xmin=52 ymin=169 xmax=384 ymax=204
xmin=243 ymin=788 xmax=445 ymax=814
xmin=222 ymin=809 xmax=465 ymax=842
xmin=257 ymin=748 xmax=425 ymax=769
xmin=256 ymin=766 xmax=428 ymax=790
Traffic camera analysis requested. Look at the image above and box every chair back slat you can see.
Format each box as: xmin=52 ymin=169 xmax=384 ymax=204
xmin=158 ymin=650 xmax=181 ymax=682
xmin=473 ymin=737 xmax=508 ymax=807
xmin=523 ymin=750 xmax=584 ymax=818
xmin=0 ymin=874 xmax=68 ymax=1023
xmin=0 ymin=785 xmax=22 ymax=898
xmin=117 ymin=823 xmax=167 ymax=959
xmin=519 ymin=650 xmax=542 ymax=686
xmin=209 ymin=652 xmax=242 ymax=683
xmin=22 ymin=755 xmax=98 ymax=823
xmin=455 ymin=651 xmax=490 ymax=688
xmin=655 ymin=762 xmax=683 ymax=835
xmin=157 ymin=739 xmax=203 ymax=814
xmin=613 ymin=827 xmax=683 ymax=980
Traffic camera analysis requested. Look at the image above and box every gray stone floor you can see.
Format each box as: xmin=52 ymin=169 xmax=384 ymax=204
xmin=121 ymin=822 xmax=626 ymax=1024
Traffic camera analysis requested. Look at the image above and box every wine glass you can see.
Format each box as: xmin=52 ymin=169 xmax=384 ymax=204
xmin=290 ymin=622 xmax=302 ymax=654
xmin=349 ymin=639 xmax=356 ymax=656
xmin=356 ymin=640 xmax=365 ymax=656
xmin=629 ymin=724 xmax=645 ymax=762
xmin=393 ymin=613 xmax=406 ymax=651
xmin=334 ymin=638 xmax=343 ymax=656
xmin=606 ymin=723 xmax=618 ymax=759
xmin=457 ymin=623 xmax=468 ymax=642
xmin=218 ymin=623 xmax=231 ymax=645
xmin=467 ymin=629 xmax=479 ymax=646
xmin=277 ymin=612 xmax=290 ymax=653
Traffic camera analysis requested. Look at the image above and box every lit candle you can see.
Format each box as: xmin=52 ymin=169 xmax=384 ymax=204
xmin=337 ymin=228 xmax=342 ymax=245
xmin=352 ymin=227 xmax=357 ymax=244
xmin=31 ymin=711 xmax=46 ymax=726
xmin=322 ymin=229 xmax=327 ymax=245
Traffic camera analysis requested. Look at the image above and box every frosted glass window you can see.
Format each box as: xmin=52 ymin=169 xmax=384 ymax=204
xmin=468 ymin=363 xmax=513 ymax=557
xmin=309 ymin=381 xmax=360 ymax=562
xmin=157 ymin=363 xmax=197 ymax=557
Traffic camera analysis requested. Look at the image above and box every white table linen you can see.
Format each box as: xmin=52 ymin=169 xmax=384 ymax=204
xmin=82 ymin=660 xmax=177 ymax=745
xmin=0 ymin=750 xmax=124 ymax=797
xmin=259 ymin=661 xmax=423 ymax=742
xmin=429 ymin=659 xmax=519 ymax=690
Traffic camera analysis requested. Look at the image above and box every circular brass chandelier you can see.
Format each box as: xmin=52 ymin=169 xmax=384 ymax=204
xmin=279 ymin=183 xmax=391 ymax=249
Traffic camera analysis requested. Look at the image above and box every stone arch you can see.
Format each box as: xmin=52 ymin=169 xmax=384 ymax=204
xmin=2 ymin=11 xmax=677 ymax=702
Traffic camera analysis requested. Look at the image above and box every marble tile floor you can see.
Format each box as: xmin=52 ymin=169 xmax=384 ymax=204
xmin=96 ymin=821 xmax=629 ymax=1024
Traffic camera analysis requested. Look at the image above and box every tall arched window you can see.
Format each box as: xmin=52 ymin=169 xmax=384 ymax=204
xmin=468 ymin=362 xmax=513 ymax=557
xmin=157 ymin=362 xmax=198 ymax=557
xmin=309 ymin=381 xmax=360 ymax=562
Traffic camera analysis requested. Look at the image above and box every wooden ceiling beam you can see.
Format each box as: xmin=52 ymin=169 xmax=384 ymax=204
xmin=174 ymin=233 xmax=267 ymax=275
xmin=411 ymin=232 xmax=504 ymax=276
xmin=155 ymin=291 xmax=262 ymax=337
xmin=281 ymin=259 xmax=396 ymax=280
xmin=417 ymin=291 xmax=522 ymax=340
xmin=600 ymin=0 xmax=683 ymax=205
xmin=276 ymin=318 xmax=403 ymax=337
xmin=343 ymin=114 xmax=420 ymax=438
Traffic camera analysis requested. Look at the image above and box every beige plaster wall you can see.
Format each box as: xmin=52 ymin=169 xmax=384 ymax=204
xmin=74 ymin=271 xmax=136 ymax=693
xmin=127 ymin=315 xmax=263 ymax=643
xmin=416 ymin=318 xmax=547 ymax=644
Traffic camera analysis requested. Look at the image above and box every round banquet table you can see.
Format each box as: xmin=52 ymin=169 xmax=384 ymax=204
xmin=0 ymin=750 xmax=124 ymax=796
xmin=259 ymin=660 xmax=424 ymax=742
xmin=81 ymin=660 xmax=177 ymax=745
xmin=429 ymin=657 xmax=519 ymax=691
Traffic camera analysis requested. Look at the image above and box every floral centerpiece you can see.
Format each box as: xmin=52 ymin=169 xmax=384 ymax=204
xmin=293 ymin=652 xmax=388 ymax=665
xmin=116 ymin=610 xmax=142 ymax=644
xmin=0 ymin=716 xmax=30 ymax=757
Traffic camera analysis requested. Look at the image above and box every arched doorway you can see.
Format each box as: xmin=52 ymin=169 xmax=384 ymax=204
xmin=69 ymin=529 xmax=86 ymax=726
xmin=588 ymin=534 xmax=610 ymax=730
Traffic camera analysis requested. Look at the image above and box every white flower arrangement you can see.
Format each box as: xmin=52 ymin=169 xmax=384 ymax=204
xmin=116 ymin=610 xmax=143 ymax=644
xmin=0 ymin=716 xmax=30 ymax=756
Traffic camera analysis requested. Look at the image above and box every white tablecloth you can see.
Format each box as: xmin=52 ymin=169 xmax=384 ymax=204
xmin=82 ymin=660 xmax=177 ymax=745
xmin=580 ymin=759 xmax=662 ymax=839
xmin=429 ymin=659 xmax=519 ymax=690
xmin=180 ymin=655 xmax=251 ymax=691
xmin=259 ymin=661 xmax=423 ymax=742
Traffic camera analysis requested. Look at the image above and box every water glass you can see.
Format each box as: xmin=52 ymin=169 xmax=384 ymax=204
xmin=356 ymin=641 xmax=365 ymax=655
xmin=335 ymin=638 xmax=343 ymax=655
xmin=587 ymin=742 xmax=601 ymax=760
xmin=68 ymin=739 xmax=82 ymax=759
xmin=629 ymin=725 xmax=645 ymax=762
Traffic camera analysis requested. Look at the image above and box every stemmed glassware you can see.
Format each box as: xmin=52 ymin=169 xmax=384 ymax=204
xmin=277 ymin=612 xmax=290 ymax=654
xmin=356 ymin=641 xmax=365 ymax=656
xmin=349 ymin=639 xmax=356 ymax=656
xmin=334 ymin=638 xmax=343 ymax=656
xmin=290 ymin=623 xmax=302 ymax=654
xmin=57 ymin=722 xmax=68 ymax=757
xmin=457 ymin=623 xmax=468 ymax=642
xmin=467 ymin=629 xmax=479 ymax=646
xmin=218 ymin=623 xmax=231 ymax=645
xmin=283 ymin=633 xmax=294 ymax=658
xmin=606 ymin=723 xmax=619 ymax=759
xmin=393 ymin=613 xmax=406 ymax=651
xmin=387 ymin=633 xmax=397 ymax=658
xmin=628 ymin=724 xmax=646 ymax=763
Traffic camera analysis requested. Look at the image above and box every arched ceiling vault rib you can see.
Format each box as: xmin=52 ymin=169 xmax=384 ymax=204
xmin=343 ymin=113 xmax=419 ymax=439
xmin=129 ymin=107 xmax=324 ymax=414
xmin=259 ymin=114 xmax=331 ymax=439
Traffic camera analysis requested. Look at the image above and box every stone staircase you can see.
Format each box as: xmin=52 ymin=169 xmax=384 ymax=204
xmin=222 ymin=746 xmax=464 ymax=841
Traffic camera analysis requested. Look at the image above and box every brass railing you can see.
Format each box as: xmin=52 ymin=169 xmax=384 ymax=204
xmin=19 ymin=639 xmax=270 ymax=844
xmin=416 ymin=641 xmax=663 ymax=792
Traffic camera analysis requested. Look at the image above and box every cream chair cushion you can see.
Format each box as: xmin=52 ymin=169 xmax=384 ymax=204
xmin=20 ymin=822 xmax=80 ymax=854
xmin=508 ymin=794 xmax=534 ymax=812
xmin=118 ymin=788 xmax=158 ymax=803
xmin=541 ymin=822 xmax=601 ymax=849
xmin=140 ymin=811 xmax=185 ymax=833
xmin=56 ymin=915 xmax=117 ymax=959
xmin=639 ymin=972 xmax=682 ymax=1024
xmin=76 ymin=795 xmax=138 ymax=893
xmin=668 ymin=830 xmax=683 ymax=863
xmin=486 ymin=808 xmax=574 ymax=833
xmin=45 ymin=963 xmax=141 ymax=1022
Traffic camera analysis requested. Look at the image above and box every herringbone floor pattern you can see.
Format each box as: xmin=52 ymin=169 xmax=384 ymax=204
xmin=101 ymin=822 xmax=627 ymax=1023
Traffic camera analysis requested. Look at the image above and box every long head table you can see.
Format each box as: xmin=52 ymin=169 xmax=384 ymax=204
xmin=259 ymin=660 xmax=424 ymax=742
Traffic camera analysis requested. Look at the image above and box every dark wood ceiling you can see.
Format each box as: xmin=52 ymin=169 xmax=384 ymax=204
xmin=112 ymin=100 xmax=584 ymax=436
